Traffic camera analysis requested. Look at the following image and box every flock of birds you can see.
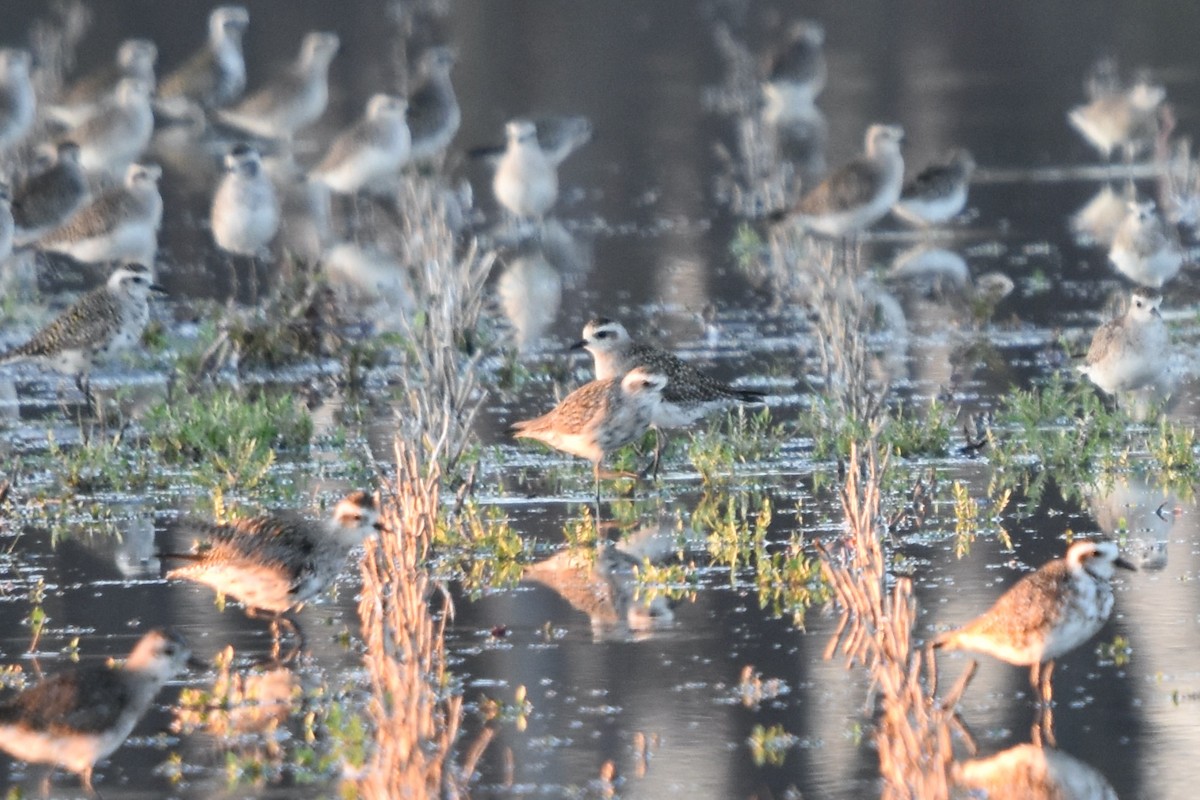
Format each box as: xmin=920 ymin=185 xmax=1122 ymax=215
xmin=0 ymin=5 xmax=1181 ymax=795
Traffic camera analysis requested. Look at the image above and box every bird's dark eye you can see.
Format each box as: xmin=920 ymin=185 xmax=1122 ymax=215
xmin=597 ymin=331 xmax=610 ymax=339
xmin=164 ymin=644 xmax=177 ymax=656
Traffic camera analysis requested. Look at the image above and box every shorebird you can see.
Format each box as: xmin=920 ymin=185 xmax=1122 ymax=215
xmin=157 ymin=5 xmax=249 ymax=116
xmin=892 ymin=149 xmax=976 ymax=227
xmin=934 ymin=539 xmax=1135 ymax=702
xmin=0 ymin=263 xmax=165 ymax=407
xmin=511 ymin=367 xmax=667 ymax=505
xmin=11 ymin=141 xmax=89 ymax=246
xmin=572 ymin=317 xmax=766 ymax=474
xmin=37 ymin=162 xmax=162 ymax=266
xmin=63 ymin=76 xmax=155 ymax=178
xmin=211 ymin=143 xmax=279 ymax=257
xmin=217 ymin=31 xmax=340 ymax=142
xmin=761 ymin=20 xmax=826 ymax=123
xmin=954 ymin=743 xmax=1119 ymax=800
xmin=48 ymin=38 xmax=158 ymax=127
xmin=1069 ymin=61 xmax=1164 ymax=162
xmin=1079 ymin=287 xmax=1168 ymax=396
xmin=406 ymin=47 xmax=460 ymax=165
xmin=164 ymin=491 xmax=383 ymax=638
xmin=311 ymin=94 xmax=410 ymax=195
xmin=0 ymin=629 xmax=195 ymax=795
xmin=0 ymin=48 xmax=35 ymax=155
xmin=490 ymin=117 xmax=592 ymax=222
xmin=771 ymin=123 xmax=905 ymax=237
xmin=1108 ymin=200 xmax=1183 ymax=288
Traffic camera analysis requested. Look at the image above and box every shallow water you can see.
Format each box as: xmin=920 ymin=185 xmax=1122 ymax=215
xmin=2 ymin=1 xmax=1200 ymax=798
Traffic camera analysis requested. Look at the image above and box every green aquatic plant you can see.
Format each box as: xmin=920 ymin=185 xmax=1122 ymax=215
xmin=435 ymin=501 xmax=525 ymax=599
xmin=754 ymin=533 xmax=830 ymax=629
xmin=688 ymin=406 xmax=786 ymax=484
xmin=747 ymin=723 xmax=798 ymax=767
xmin=45 ymin=427 xmax=155 ymax=493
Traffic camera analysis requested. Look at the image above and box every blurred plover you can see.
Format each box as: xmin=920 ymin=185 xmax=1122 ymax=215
xmin=218 ymin=31 xmax=340 ymax=142
xmin=311 ymin=94 xmax=410 ymax=195
xmin=0 ymin=629 xmax=194 ymax=795
xmin=211 ymin=143 xmax=279 ymax=257
xmin=573 ymin=317 xmax=765 ymax=472
xmin=64 ymin=76 xmax=155 ymax=178
xmin=1108 ymin=200 xmax=1183 ymax=287
xmin=164 ymin=491 xmax=383 ymax=626
xmin=773 ymin=123 xmax=905 ymax=236
xmin=892 ymin=149 xmax=976 ymax=227
xmin=0 ymin=263 xmax=165 ymax=406
xmin=407 ymin=47 xmax=460 ymax=165
xmin=0 ymin=49 xmax=35 ymax=154
xmin=1069 ymin=63 xmax=1164 ymax=161
xmin=157 ymin=5 xmax=249 ymax=116
xmin=1080 ymin=287 xmax=1167 ymax=395
xmin=761 ymin=20 xmax=826 ymax=122
xmin=38 ymin=162 xmax=163 ymax=265
xmin=491 ymin=117 xmax=590 ymax=222
xmin=511 ymin=367 xmax=667 ymax=505
xmin=0 ymin=185 xmax=12 ymax=263
xmin=12 ymin=141 xmax=89 ymax=245
xmin=49 ymin=38 xmax=158 ymax=127
xmin=934 ymin=539 xmax=1134 ymax=702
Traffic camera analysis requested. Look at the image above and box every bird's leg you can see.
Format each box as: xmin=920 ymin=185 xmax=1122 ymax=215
xmin=75 ymin=372 xmax=96 ymax=417
xmin=80 ymin=764 xmax=97 ymax=797
xmin=1029 ymin=661 xmax=1041 ymax=696
xmin=647 ymin=427 xmax=666 ymax=480
xmin=1039 ymin=659 xmax=1055 ymax=705
xmin=592 ymin=462 xmax=602 ymax=531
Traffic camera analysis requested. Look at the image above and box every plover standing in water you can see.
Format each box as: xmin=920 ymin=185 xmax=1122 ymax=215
xmin=12 ymin=141 xmax=89 ymax=246
xmin=934 ymin=539 xmax=1135 ymax=702
xmin=573 ymin=318 xmax=766 ymax=473
xmin=0 ymin=629 xmax=195 ymax=795
xmin=1080 ymin=287 xmax=1168 ymax=395
xmin=406 ymin=47 xmax=460 ymax=165
xmin=64 ymin=76 xmax=155 ymax=179
xmin=761 ymin=20 xmax=826 ymax=123
xmin=892 ymin=149 xmax=976 ymax=227
xmin=157 ymin=5 xmax=249 ymax=116
xmin=211 ymin=143 xmax=279 ymax=257
xmin=164 ymin=491 xmax=383 ymax=637
xmin=511 ymin=367 xmax=667 ymax=505
xmin=491 ymin=117 xmax=591 ymax=223
xmin=1108 ymin=200 xmax=1183 ymax=287
xmin=1069 ymin=62 xmax=1164 ymax=162
xmin=772 ymin=123 xmax=905 ymax=237
xmin=0 ymin=48 xmax=35 ymax=155
xmin=48 ymin=38 xmax=158 ymax=127
xmin=37 ymin=162 xmax=162 ymax=266
xmin=218 ymin=31 xmax=340 ymax=142
xmin=311 ymin=94 xmax=411 ymax=195
xmin=0 ymin=263 xmax=165 ymax=407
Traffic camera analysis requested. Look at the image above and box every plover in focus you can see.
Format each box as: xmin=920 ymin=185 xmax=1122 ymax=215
xmin=892 ymin=149 xmax=976 ymax=227
xmin=12 ymin=141 xmax=89 ymax=246
xmin=573 ymin=317 xmax=765 ymax=472
xmin=511 ymin=367 xmax=668 ymax=504
xmin=0 ymin=629 xmax=194 ymax=794
xmin=164 ymin=491 xmax=383 ymax=625
xmin=1079 ymin=287 xmax=1168 ymax=395
xmin=0 ymin=263 xmax=165 ymax=406
xmin=311 ymin=94 xmax=411 ymax=195
xmin=761 ymin=20 xmax=826 ymax=122
xmin=0 ymin=48 xmax=35 ymax=154
xmin=49 ymin=38 xmax=158 ymax=127
xmin=1108 ymin=200 xmax=1183 ymax=287
xmin=157 ymin=5 xmax=249 ymax=116
xmin=218 ymin=31 xmax=340 ymax=142
xmin=211 ymin=143 xmax=279 ymax=257
xmin=934 ymin=539 xmax=1135 ymax=701
xmin=406 ymin=47 xmax=460 ymax=165
xmin=772 ymin=123 xmax=905 ymax=236
xmin=1069 ymin=62 xmax=1164 ymax=161
xmin=64 ymin=76 xmax=155 ymax=178
xmin=37 ymin=162 xmax=163 ymax=266
xmin=491 ymin=117 xmax=591 ymax=222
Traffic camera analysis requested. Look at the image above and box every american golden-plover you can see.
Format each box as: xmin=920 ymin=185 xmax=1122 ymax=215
xmin=0 ymin=48 xmax=35 ymax=154
xmin=1108 ymin=200 xmax=1183 ymax=288
xmin=491 ymin=117 xmax=591 ymax=222
xmin=893 ymin=149 xmax=975 ymax=227
xmin=407 ymin=47 xmax=460 ymax=165
xmin=64 ymin=76 xmax=155 ymax=178
xmin=1080 ymin=287 xmax=1167 ymax=396
xmin=761 ymin=20 xmax=826 ymax=120
xmin=12 ymin=141 xmax=89 ymax=246
xmin=37 ymin=162 xmax=162 ymax=266
xmin=311 ymin=94 xmax=411 ymax=195
xmin=157 ymin=5 xmax=249 ymax=116
xmin=49 ymin=38 xmax=158 ymax=127
xmin=1069 ymin=59 xmax=1164 ymax=162
xmin=211 ymin=143 xmax=279 ymax=257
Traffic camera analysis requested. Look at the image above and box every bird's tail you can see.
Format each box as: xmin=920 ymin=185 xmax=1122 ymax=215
xmin=733 ymin=388 xmax=767 ymax=404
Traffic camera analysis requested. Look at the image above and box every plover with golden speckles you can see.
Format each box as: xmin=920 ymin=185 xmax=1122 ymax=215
xmin=1069 ymin=61 xmax=1164 ymax=162
xmin=37 ymin=162 xmax=162 ymax=266
xmin=0 ymin=48 xmax=35 ymax=155
xmin=0 ymin=263 xmax=165 ymax=407
xmin=406 ymin=47 xmax=460 ymax=165
xmin=0 ymin=628 xmax=195 ymax=795
xmin=1080 ymin=287 xmax=1168 ymax=395
xmin=1108 ymin=200 xmax=1183 ymax=288
xmin=511 ymin=367 xmax=667 ymax=504
xmin=934 ymin=539 xmax=1135 ymax=702
xmin=772 ymin=123 xmax=905 ymax=237
xmin=48 ymin=38 xmax=158 ymax=127
xmin=157 ymin=5 xmax=249 ymax=116
xmin=311 ymin=94 xmax=410 ymax=195
xmin=164 ymin=491 xmax=383 ymax=628
xmin=893 ymin=149 xmax=975 ymax=227
xmin=761 ymin=20 xmax=826 ymax=122
xmin=12 ymin=141 xmax=89 ymax=246
xmin=218 ymin=31 xmax=340 ymax=142
xmin=211 ymin=143 xmax=279 ymax=257
xmin=63 ymin=76 xmax=155 ymax=178
xmin=573 ymin=317 xmax=765 ymax=473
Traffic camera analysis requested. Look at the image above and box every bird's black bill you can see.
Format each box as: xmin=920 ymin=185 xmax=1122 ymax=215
xmin=150 ymin=283 xmax=169 ymax=294
xmin=1115 ymin=556 xmax=1138 ymax=571
xmin=186 ymin=654 xmax=211 ymax=670
xmin=569 ymin=339 xmax=587 ymax=351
